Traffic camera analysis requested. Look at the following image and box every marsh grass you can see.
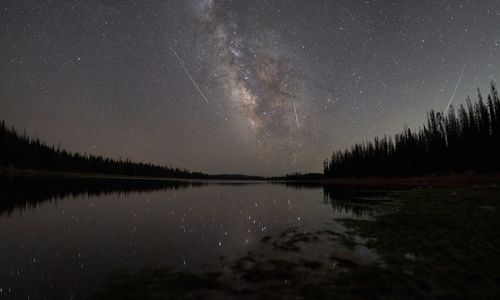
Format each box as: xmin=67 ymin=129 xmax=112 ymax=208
xmin=338 ymin=187 xmax=500 ymax=299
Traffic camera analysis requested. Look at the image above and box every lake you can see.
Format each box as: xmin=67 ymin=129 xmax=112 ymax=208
xmin=2 ymin=177 xmax=499 ymax=299
xmin=0 ymin=176 xmax=387 ymax=299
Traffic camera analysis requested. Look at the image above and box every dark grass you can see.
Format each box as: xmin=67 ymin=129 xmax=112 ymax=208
xmin=337 ymin=187 xmax=500 ymax=299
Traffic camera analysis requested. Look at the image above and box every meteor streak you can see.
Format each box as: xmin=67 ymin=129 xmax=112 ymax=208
xmin=291 ymin=98 xmax=300 ymax=129
xmin=444 ymin=60 xmax=467 ymax=114
xmin=165 ymin=35 xmax=209 ymax=104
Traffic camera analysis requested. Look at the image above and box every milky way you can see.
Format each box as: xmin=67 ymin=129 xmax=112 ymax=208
xmin=193 ymin=0 xmax=304 ymax=141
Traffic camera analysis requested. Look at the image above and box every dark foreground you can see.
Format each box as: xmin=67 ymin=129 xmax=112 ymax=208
xmin=91 ymin=187 xmax=500 ymax=300
xmin=1 ymin=176 xmax=499 ymax=299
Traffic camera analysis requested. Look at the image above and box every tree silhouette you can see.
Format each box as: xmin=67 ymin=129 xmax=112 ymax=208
xmin=0 ymin=121 xmax=209 ymax=179
xmin=324 ymin=82 xmax=500 ymax=178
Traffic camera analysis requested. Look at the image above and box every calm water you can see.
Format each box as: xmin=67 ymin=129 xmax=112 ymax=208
xmin=0 ymin=177 xmax=382 ymax=300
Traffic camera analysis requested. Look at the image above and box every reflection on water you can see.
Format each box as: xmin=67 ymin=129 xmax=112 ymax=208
xmin=0 ymin=176 xmax=200 ymax=217
xmin=0 ymin=177 xmax=385 ymax=299
xmin=279 ymin=182 xmax=392 ymax=219
xmin=323 ymin=188 xmax=394 ymax=219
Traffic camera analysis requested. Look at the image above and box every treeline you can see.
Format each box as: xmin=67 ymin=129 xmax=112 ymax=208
xmin=324 ymin=82 xmax=500 ymax=178
xmin=269 ymin=172 xmax=324 ymax=181
xmin=0 ymin=121 xmax=209 ymax=178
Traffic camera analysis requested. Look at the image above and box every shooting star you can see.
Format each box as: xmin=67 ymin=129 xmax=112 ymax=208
xmin=444 ymin=60 xmax=467 ymax=114
xmin=291 ymin=98 xmax=300 ymax=129
xmin=165 ymin=35 xmax=209 ymax=104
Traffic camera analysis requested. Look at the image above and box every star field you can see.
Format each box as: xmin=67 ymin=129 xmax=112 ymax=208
xmin=1 ymin=0 xmax=499 ymax=175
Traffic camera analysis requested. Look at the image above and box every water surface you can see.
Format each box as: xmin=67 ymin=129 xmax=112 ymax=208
xmin=0 ymin=177 xmax=379 ymax=299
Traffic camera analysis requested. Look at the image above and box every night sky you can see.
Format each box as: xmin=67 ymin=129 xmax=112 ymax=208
xmin=1 ymin=0 xmax=499 ymax=176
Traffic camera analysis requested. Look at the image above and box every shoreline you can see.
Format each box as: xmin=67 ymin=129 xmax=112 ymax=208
xmin=319 ymin=174 xmax=500 ymax=189
xmin=0 ymin=167 xmax=267 ymax=184
xmin=0 ymin=167 xmax=195 ymax=182
xmin=2 ymin=167 xmax=500 ymax=188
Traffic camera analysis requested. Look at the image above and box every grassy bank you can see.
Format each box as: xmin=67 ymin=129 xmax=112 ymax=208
xmin=336 ymin=187 xmax=500 ymax=299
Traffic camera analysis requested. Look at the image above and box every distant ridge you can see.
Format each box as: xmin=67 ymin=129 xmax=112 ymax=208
xmin=210 ymin=174 xmax=265 ymax=180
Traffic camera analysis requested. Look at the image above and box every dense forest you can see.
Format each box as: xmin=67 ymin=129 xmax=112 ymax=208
xmin=268 ymin=172 xmax=324 ymax=181
xmin=324 ymin=82 xmax=500 ymax=178
xmin=0 ymin=121 xmax=209 ymax=179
